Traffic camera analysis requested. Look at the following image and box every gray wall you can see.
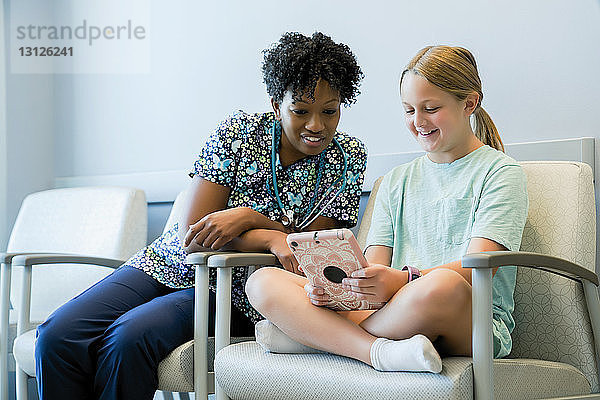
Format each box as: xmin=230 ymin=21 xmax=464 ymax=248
xmin=3 ymin=0 xmax=55 ymax=249
xmin=0 ymin=0 xmax=6 ymax=250
xmin=4 ymin=0 xmax=600 ymax=246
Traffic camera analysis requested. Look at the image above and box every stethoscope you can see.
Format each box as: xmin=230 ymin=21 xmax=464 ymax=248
xmin=270 ymin=120 xmax=348 ymax=230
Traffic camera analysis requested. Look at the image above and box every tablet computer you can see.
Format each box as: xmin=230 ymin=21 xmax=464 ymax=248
xmin=287 ymin=228 xmax=384 ymax=311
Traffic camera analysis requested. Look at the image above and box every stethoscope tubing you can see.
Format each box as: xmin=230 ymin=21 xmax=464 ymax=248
xmin=270 ymin=120 xmax=348 ymax=230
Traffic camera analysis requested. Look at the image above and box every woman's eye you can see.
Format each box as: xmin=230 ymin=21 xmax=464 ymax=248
xmin=404 ymin=109 xmax=415 ymax=115
xmin=323 ymin=109 xmax=337 ymax=115
xmin=425 ymin=107 xmax=440 ymax=113
xmin=291 ymin=109 xmax=308 ymax=115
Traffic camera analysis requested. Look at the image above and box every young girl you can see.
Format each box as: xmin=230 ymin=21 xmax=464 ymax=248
xmin=34 ymin=32 xmax=367 ymax=399
xmin=246 ymin=45 xmax=528 ymax=372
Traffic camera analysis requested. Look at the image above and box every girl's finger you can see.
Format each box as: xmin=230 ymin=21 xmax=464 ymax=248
xmin=342 ymin=278 xmax=375 ymax=288
xmin=354 ymin=292 xmax=375 ymax=300
xmin=306 ymin=285 xmax=324 ymax=296
xmin=349 ymin=286 xmax=376 ymax=295
xmin=303 ymin=283 xmax=312 ymax=294
xmin=308 ymin=292 xmax=329 ymax=301
xmin=351 ymin=265 xmax=384 ymax=278
xmin=309 ymin=298 xmax=329 ymax=306
xmin=350 ymin=267 xmax=376 ymax=278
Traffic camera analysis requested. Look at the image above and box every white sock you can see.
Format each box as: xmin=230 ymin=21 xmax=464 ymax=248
xmin=369 ymin=335 xmax=442 ymax=373
xmin=255 ymin=320 xmax=324 ymax=354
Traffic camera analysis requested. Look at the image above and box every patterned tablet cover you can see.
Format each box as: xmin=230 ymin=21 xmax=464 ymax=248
xmin=288 ymin=230 xmax=383 ymax=311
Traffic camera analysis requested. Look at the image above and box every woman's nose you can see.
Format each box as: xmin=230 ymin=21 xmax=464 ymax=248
xmin=306 ymin=113 xmax=324 ymax=133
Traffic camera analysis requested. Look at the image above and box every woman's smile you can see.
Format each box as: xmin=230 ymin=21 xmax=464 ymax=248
xmin=301 ymin=134 xmax=326 ymax=146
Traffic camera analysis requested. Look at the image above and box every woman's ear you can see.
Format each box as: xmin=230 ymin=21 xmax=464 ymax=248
xmin=271 ymin=98 xmax=281 ymax=120
xmin=464 ymin=92 xmax=480 ymax=116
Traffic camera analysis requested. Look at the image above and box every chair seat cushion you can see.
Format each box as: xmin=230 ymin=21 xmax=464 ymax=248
xmin=158 ymin=339 xmax=195 ymax=392
xmin=215 ymin=342 xmax=591 ymax=400
xmin=14 ymin=328 xmax=255 ymax=392
xmin=157 ymin=336 xmax=254 ymax=392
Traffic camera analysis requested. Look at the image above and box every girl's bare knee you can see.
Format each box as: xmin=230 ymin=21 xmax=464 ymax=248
xmin=420 ymin=269 xmax=469 ymax=304
xmin=400 ymin=269 xmax=471 ymax=322
xmin=245 ymin=267 xmax=282 ymax=311
xmin=244 ymin=267 xmax=272 ymax=309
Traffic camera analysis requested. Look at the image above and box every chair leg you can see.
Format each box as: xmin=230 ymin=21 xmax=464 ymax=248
xmin=194 ymin=266 xmax=209 ymax=399
xmin=0 ymin=262 xmax=11 ymax=400
xmin=471 ymin=268 xmax=494 ymax=400
xmin=15 ymin=365 xmax=28 ymax=400
xmin=583 ymin=281 xmax=600 ymax=389
xmin=214 ymin=268 xmax=231 ymax=400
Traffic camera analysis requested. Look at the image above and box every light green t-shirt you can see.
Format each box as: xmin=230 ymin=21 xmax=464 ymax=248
xmin=366 ymin=145 xmax=528 ymax=357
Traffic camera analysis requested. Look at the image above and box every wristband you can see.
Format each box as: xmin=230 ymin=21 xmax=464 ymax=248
xmin=402 ymin=265 xmax=422 ymax=282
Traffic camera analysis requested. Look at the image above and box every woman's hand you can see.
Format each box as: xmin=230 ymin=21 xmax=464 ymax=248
xmin=304 ymin=283 xmax=329 ymax=306
xmin=184 ymin=207 xmax=255 ymax=250
xmin=266 ymin=231 xmax=302 ymax=275
xmin=342 ymin=264 xmax=406 ymax=303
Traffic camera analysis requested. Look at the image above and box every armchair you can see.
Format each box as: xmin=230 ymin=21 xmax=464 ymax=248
xmin=180 ymin=177 xmax=384 ymax=400
xmin=0 ymin=186 xmax=147 ymax=400
xmin=205 ymin=161 xmax=600 ymax=400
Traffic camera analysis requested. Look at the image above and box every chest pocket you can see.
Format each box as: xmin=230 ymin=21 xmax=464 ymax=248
xmin=437 ymin=197 xmax=475 ymax=245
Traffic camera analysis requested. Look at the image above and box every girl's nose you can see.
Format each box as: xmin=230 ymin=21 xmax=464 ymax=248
xmin=306 ymin=114 xmax=324 ymax=133
xmin=414 ymin=112 xmax=427 ymax=130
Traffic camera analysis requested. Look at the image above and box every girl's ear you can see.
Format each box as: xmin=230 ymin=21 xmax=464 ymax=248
xmin=464 ymin=92 xmax=480 ymax=116
xmin=271 ymin=98 xmax=281 ymax=120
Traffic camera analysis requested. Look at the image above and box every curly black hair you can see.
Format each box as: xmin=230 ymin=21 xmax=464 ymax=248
xmin=262 ymin=32 xmax=364 ymax=105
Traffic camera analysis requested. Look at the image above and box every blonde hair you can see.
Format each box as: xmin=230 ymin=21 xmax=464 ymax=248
xmin=400 ymin=46 xmax=504 ymax=152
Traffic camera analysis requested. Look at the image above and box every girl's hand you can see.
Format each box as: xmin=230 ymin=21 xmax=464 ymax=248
xmin=304 ymin=283 xmax=329 ymax=306
xmin=184 ymin=207 xmax=254 ymax=250
xmin=342 ymin=264 xmax=406 ymax=303
xmin=266 ymin=231 xmax=302 ymax=275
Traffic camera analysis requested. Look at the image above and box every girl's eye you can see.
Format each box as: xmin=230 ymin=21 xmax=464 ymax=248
xmin=425 ymin=107 xmax=440 ymax=113
xmin=404 ymin=109 xmax=415 ymax=115
xmin=323 ymin=109 xmax=337 ymax=115
xmin=291 ymin=109 xmax=308 ymax=115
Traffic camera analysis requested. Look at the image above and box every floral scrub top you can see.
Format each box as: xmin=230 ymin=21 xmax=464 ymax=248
xmin=127 ymin=111 xmax=367 ymax=323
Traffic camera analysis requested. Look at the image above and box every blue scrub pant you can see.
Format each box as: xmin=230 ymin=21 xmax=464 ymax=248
xmin=35 ymin=265 xmax=195 ymax=400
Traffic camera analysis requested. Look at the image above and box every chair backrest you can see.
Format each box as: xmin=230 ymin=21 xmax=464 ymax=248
xmin=163 ymin=190 xmax=188 ymax=234
xmin=510 ymin=161 xmax=598 ymax=391
xmin=7 ymin=186 xmax=147 ymax=322
xmin=356 ymin=177 xmax=384 ymax=249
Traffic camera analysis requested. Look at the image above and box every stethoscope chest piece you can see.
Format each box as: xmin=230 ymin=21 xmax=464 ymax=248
xmin=280 ymin=209 xmax=295 ymax=228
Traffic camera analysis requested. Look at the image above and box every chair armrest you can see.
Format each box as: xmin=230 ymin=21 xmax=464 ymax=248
xmin=207 ymin=252 xmax=280 ymax=268
xmin=185 ymin=251 xmax=219 ymax=265
xmin=11 ymin=253 xmax=125 ymax=269
xmin=464 ymin=250 xmax=600 ymax=400
xmin=1 ymin=252 xmax=61 ymax=264
xmin=462 ymin=250 xmax=598 ymax=286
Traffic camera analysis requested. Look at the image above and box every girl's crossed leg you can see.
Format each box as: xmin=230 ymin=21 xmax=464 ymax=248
xmin=245 ymin=267 xmax=472 ymax=371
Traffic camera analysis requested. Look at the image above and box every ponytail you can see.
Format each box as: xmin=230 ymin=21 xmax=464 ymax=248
xmin=474 ymin=107 xmax=504 ymax=152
